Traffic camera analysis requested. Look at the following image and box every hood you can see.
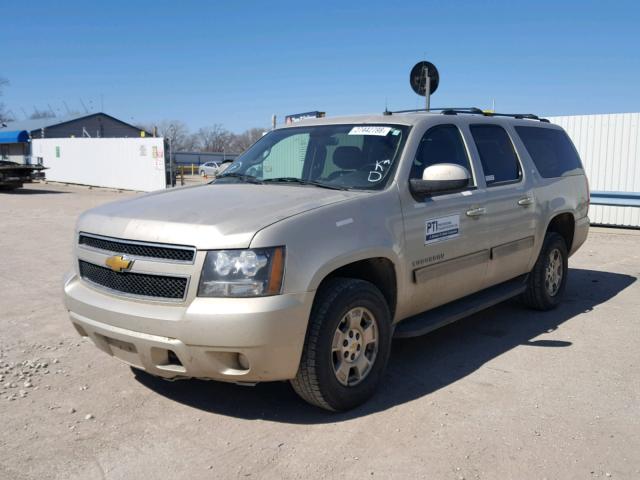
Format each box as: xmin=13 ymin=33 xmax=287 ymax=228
xmin=77 ymin=183 xmax=361 ymax=249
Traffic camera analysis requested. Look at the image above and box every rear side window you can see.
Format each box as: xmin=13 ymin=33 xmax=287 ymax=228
xmin=470 ymin=125 xmax=521 ymax=185
xmin=515 ymin=126 xmax=583 ymax=178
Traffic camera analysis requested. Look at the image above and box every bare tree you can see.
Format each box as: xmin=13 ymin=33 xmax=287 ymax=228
xmin=29 ymin=108 xmax=56 ymax=120
xmin=152 ymin=120 xmax=192 ymax=151
xmin=228 ymin=128 xmax=265 ymax=153
xmin=196 ymin=124 xmax=232 ymax=152
xmin=0 ymin=77 xmax=13 ymax=123
xmin=138 ymin=120 xmax=266 ymax=154
xmin=181 ymin=133 xmax=201 ymax=152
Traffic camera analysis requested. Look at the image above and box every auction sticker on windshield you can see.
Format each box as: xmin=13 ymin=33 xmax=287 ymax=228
xmin=425 ymin=214 xmax=460 ymax=245
xmin=349 ymin=126 xmax=392 ymax=136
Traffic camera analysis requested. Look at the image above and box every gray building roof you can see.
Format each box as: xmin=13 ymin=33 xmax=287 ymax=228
xmin=2 ymin=112 xmax=147 ymax=136
xmin=4 ymin=113 xmax=94 ymax=132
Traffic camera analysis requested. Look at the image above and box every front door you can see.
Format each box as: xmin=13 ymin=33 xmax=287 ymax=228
xmin=400 ymin=124 xmax=490 ymax=316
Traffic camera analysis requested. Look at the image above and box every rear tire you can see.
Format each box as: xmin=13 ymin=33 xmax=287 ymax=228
xmin=291 ymin=278 xmax=392 ymax=411
xmin=521 ymin=232 xmax=568 ymax=310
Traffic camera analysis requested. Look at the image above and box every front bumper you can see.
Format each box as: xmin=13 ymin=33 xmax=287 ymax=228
xmin=63 ymin=273 xmax=314 ymax=382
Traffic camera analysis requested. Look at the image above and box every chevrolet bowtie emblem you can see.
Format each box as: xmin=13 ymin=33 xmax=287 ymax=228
xmin=105 ymin=255 xmax=134 ymax=272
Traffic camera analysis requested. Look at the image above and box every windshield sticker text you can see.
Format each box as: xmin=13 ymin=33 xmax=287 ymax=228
xmin=425 ymin=214 xmax=460 ymax=245
xmin=349 ymin=126 xmax=392 ymax=136
xmin=368 ymin=159 xmax=391 ymax=182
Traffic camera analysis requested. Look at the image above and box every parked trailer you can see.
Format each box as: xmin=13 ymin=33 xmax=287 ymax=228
xmin=32 ymin=137 xmax=167 ymax=192
xmin=0 ymin=161 xmax=46 ymax=190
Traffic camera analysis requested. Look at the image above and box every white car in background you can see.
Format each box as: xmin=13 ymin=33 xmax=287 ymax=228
xmin=198 ymin=161 xmax=221 ymax=177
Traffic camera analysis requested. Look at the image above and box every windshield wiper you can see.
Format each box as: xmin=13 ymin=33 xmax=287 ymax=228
xmin=262 ymin=177 xmax=349 ymax=191
xmin=216 ymin=173 xmax=263 ymax=184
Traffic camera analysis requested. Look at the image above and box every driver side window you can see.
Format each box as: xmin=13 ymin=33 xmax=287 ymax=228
xmin=410 ymin=124 xmax=474 ymax=185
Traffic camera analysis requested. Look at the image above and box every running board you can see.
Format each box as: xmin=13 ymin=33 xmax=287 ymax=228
xmin=393 ymin=275 xmax=528 ymax=339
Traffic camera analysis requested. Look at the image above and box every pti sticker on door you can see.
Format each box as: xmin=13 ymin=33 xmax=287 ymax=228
xmin=425 ymin=214 xmax=460 ymax=245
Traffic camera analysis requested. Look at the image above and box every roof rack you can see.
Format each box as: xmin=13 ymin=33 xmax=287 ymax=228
xmin=382 ymin=107 xmax=550 ymax=123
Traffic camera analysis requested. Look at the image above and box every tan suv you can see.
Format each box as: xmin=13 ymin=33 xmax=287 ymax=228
xmin=63 ymin=108 xmax=589 ymax=411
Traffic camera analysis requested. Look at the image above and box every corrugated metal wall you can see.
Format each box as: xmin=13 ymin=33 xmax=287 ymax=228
xmin=549 ymin=113 xmax=640 ymax=227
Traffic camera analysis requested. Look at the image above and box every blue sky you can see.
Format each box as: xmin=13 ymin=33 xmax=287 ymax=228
xmin=3 ymin=0 xmax=639 ymax=132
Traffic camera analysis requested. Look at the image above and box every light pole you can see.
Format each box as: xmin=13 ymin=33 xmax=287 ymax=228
xmin=168 ymin=124 xmax=176 ymax=187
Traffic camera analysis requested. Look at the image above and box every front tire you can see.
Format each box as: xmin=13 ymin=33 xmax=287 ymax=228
xmin=291 ymin=278 xmax=392 ymax=411
xmin=521 ymin=232 xmax=568 ymax=310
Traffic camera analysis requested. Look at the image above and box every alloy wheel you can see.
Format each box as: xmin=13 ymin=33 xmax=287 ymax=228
xmin=331 ymin=307 xmax=379 ymax=387
xmin=545 ymin=248 xmax=564 ymax=296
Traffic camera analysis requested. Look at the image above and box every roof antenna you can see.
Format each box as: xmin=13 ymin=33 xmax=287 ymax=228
xmin=383 ymin=97 xmax=391 ymax=115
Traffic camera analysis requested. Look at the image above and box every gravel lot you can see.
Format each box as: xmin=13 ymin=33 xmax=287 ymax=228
xmin=1 ymin=182 xmax=639 ymax=480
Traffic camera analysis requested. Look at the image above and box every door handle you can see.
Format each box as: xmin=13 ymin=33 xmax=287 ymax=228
xmin=518 ymin=196 xmax=534 ymax=206
xmin=466 ymin=207 xmax=486 ymax=217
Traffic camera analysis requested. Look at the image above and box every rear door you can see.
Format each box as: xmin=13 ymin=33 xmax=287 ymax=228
xmin=400 ymin=124 xmax=489 ymax=315
xmin=467 ymin=124 xmax=536 ymax=286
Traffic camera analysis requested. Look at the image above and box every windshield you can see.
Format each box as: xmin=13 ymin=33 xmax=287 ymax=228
xmin=216 ymin=124 xmax=410 ymax=190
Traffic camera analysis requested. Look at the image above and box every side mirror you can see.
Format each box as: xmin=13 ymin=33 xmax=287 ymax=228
xmin=409 ymin=163 xmax=471 ymax=196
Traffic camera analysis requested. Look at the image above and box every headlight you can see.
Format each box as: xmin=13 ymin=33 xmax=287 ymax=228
xmin=197 ymin=247 xmax=285 ymax=297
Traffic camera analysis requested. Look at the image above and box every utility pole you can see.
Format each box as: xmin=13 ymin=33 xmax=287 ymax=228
xmin=168 ymin=136 xmax=173 ymax=187
xmin=168 ymin=124 xmax=176 ymax=187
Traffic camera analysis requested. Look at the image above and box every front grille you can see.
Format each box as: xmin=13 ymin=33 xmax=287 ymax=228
xmin=78 ymin=234 xmax=195 ymax=263
xmin=79 ymin=260 xmax=188 ymax=300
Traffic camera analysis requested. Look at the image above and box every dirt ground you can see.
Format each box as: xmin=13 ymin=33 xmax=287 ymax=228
xmin=1 ymin=182 xmax=638 ymax=480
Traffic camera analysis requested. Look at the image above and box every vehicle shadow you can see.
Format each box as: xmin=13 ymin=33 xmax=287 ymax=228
xmin=1 ymin=187 xmax=69 ymax=195
xmin=133 ymin=268 xmax=635 ymax=423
